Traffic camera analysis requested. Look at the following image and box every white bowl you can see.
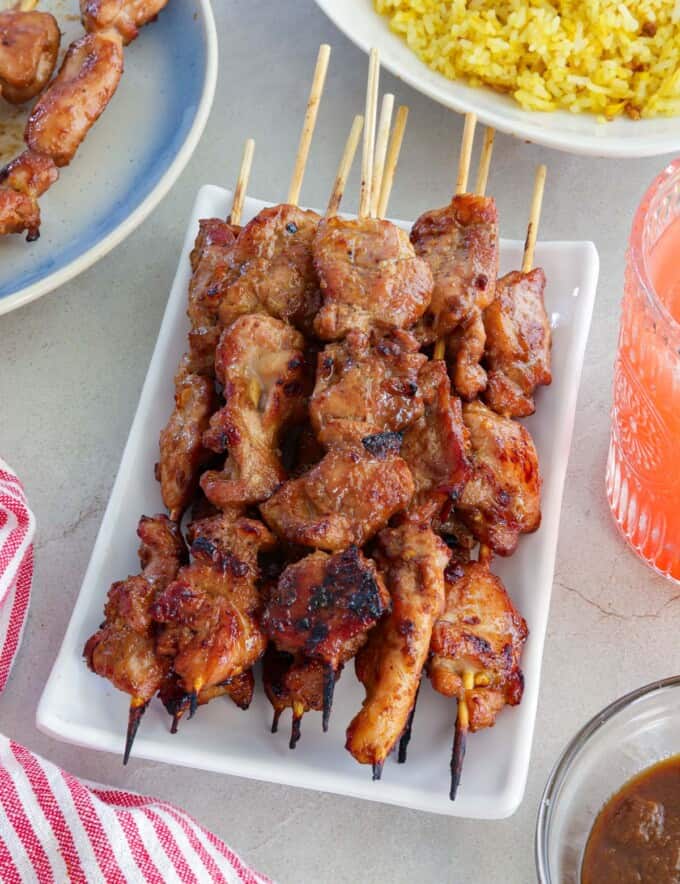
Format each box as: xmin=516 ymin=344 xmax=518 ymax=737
xmin=315 ymin=0 xmax=680 ymax=158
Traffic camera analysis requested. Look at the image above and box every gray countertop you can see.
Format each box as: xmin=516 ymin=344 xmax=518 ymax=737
xmin=1 ymin=2 xmax=678 ymax=882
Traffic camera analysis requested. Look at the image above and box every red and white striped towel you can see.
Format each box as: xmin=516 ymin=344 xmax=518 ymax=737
xmin=0 ymin=459 xmax=271 ymax=884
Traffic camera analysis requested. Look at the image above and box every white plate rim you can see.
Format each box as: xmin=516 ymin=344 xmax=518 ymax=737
xmin=314 ymin=0 xmax=680 ymax=159
xmin=0 ymin=0 xmax=218 ymax=318
xmin=37 ymin=185 xmax=600 ymax=818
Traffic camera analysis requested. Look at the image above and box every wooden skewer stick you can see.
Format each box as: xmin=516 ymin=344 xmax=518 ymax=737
xmin=287 ymin=43 xmax=332 ymax=206
xmin=230 ymin=138 xmax=255 ymax=226
xmin=376 ymin=105 xmax=409 ymax=220
xmin=433 ymin=113 xmax=480 ymax=362
xmin=358 ymin=48 xmax=380 ymax=219
xmin=327 ymin=114 xmax=364 ymax=217
xmin=123 ymin=697 xmax=148 ymax=765
xmin=455 ymin=113 xmax=477 ymax=196
xmin=370 ymin=93 xmax=394 ymax=217
xmin=450 ymin=669 xmax=474 ymax=800
xmin=522 ymin=164 xmax=547 ymax=273
xmin=474 ymin=127 xmax=495 ymax=198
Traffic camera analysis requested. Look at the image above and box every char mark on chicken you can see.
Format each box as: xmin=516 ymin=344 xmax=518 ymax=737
xmin=310 ymin=329 xmax=427 ymax=449
xmin=346 ymin=517 xmax=450 ymax=776
xmin=260 ymin=439 xmax=414 ymax=551
xmin=200 ymin=315 xmax=311 ymax=508
xmin=482 ymin=267 xmax=552 ymax=418
xmin=263 ymin=546 xmax=390 ymax=729
xmin=313 ymin=215 xmax=433 ymax=341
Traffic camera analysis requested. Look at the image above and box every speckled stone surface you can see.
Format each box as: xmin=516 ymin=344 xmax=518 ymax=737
xmin=0 ymin=3 xmax=678 ymax=882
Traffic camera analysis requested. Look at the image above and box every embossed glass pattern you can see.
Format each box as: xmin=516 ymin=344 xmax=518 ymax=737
xmin=607 ymin=159 xmax=680 ymax=582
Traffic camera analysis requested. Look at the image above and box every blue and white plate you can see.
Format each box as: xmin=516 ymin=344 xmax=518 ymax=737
xmin=0 ymin=0 xmax=217 ymax=316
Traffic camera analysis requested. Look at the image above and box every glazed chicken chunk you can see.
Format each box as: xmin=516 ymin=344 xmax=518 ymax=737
xmin=84 ymin=515 xmax=188 ymax=703
xmin=411 ymin=194 xmax=499 ymax=343
xmin=218 ymin=204 xmax=322 ymax=336
xmin=313 ymin=216 xmax=433 ymax=341
xmin=456 ymin=400 xmax=541 ymax=556
xmin=428 ymin=559 xmax=528 ymax=733
xmin=260 ymin=433 xmax=415 ymax=551
xmin=157 ymin=372 xmax=218 ymax=521
xmin=81 ymin=0 xmax=169 ymax=44
xmin=263 ymin=546 xmax=390 ymax=727
xmin=0 ymin=10 xmax=60 ymax=105
xmin=263 ymin=646 xmax=327 ymax=747
xmin=482 ymin=268 xmax=552 ymax=418
xmin=26 ymin=30 xmax=124 ymax=168
xmin=152 ymin=513 xmax=276 ymax=695
xmin=0 ymin=150 xmax=57 ymax=240
xmin=346 ymin=518 xmax=450 ymax=775
xmin=200 ymin=315 xmax=310 ymax=508
xmin=310 ymin=329 xmax=427 ymax=448
xmin=186 ymin=217 xmax=240 ymax=369
xmin=412 ymin=194 xmax=499 ymax=399
xmin=400 ymin=361 xmax=471 ymax=513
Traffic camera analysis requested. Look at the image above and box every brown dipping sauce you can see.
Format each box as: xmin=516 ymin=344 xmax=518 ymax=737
xmin=582 ymin=754 xmax=680 ymax=884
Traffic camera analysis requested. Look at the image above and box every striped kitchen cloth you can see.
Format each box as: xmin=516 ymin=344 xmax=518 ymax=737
xmin=0 ymin=458 xmax=271 ymax=883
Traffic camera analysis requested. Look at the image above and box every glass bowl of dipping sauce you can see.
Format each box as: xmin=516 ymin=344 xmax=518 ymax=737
xmin=536 ymin=676 xmax=680 ymax=883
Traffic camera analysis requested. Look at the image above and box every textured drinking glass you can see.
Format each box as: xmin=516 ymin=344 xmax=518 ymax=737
xmin=607 ymin=159 xmax=680 ymax=582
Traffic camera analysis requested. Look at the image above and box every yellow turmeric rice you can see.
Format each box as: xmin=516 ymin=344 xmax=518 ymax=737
xmin=375 ymin=0 xmax=680 ymax=118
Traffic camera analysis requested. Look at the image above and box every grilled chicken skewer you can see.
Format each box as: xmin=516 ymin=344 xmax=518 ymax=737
xmin=158 ymin=139 xmax=255 ymax=522
xmin=443 ymin=151 xmax=544 ymax=800
xmin=429 ymin=544 xmax=528 ymax=800
xmin=83 ymin=515 xmax=188 ymax=763
xmin=1 ymin=0 xmax=170 ymax=239
xmin=413 ymin=114 xmax=499 ymax=399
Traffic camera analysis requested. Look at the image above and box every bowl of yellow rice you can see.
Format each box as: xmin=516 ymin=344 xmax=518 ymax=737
xmin=314 ymin=0 xmax=680 ymax=156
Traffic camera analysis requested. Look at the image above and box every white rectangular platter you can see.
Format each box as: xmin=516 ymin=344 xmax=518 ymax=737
xmin=38 ymin=185 xmax=599 ymax=818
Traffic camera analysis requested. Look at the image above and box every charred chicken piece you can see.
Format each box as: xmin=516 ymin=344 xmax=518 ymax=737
xmin=313 ymin=215 xmax=433 ymax=341
xmin=446 ymin=308 xmax=488 ymax=401
xmin=429 ymin=557 xmax=527 ymax=799
xmin=186 ymin=217 xmax=239 ymax=363
xmin=152 ymin=513 xmax=276 ymax=699
xmin=83 ymin=514 xmax=188 ymax=762
xmin=457 ymin=400 xmax=541 ymax=556
xmin=263 ymin=646 xmax=328 ymax=747
xmin=260 ymin=434 xmax=415 ymax=551
xmin=310 ymin=329 xmax=427 ymax=449
xmin=81 ymin=0 xmax=169 ymax=44
xmin=400 ymin=361 xmax=471 ymax=514
xmin=0 ymin=10 xmax=60 ymax=105
xmin=200 ymin=315 xmax=310 ymax=508
xmin=263 ymin=546 xmax=390 ymax=729
xmin=482 ymin=268 xmax=552 ymax=418
xmin=411 ymin=194 xmax=499 ymax=343
xmin=26 ymin=30 xmax=124 ymax=169
xmin=157 ymin=372 xmax=218 ymax=522
xmin=218 ymin=204 xmax=321 ymax=336
xmin=346 ymin=518 xmax=450 ymax=778
xmin=0 ymin=150 xmax=57 ymax=240
xmin=159 ymin=669 xmax=254 ymax=732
